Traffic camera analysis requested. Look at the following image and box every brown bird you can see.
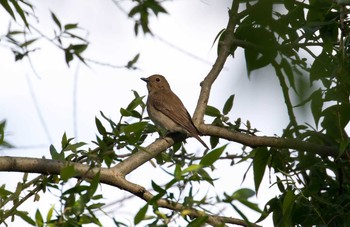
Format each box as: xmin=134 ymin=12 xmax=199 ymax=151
xmin=141 ymin=74 xmax=209 ymax=149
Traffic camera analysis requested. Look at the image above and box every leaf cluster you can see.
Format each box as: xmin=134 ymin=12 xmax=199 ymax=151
xmin=212 ymin=0 xmax=350 ymax=225
xmin=128 ymin=0 xmax=168 ymax=35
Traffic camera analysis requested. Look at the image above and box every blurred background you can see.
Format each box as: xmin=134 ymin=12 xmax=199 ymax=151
xmin=0 ymin=0 xmax=297 ymax=225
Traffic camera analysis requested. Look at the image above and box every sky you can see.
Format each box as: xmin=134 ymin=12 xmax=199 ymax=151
xmin=0 ymin=0 xmax=299 ymax=226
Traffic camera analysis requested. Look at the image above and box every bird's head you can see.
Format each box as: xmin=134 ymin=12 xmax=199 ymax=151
xmin=141 ymin=74 xmax=171 ymax=92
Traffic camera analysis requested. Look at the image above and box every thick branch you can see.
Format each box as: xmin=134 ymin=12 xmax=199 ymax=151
xmin=199 ymin=124 xmax=337 ymax=157
xmin=193 ymin=0 xmax=239 ymax=125
xmin=0 ymin=156 xmax=258 ymax=226
xmin=0 ymin=156 xmax=145 ymax=193
xmin=114 ymin=137 xmax=172 ymax=175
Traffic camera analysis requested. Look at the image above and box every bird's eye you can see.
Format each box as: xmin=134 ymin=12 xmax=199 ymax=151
xmin=156 ymin=78 xmax=160 ymax=82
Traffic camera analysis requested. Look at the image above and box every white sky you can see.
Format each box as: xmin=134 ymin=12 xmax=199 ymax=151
xmin=0 ymin=0 xmax=305 ymax=226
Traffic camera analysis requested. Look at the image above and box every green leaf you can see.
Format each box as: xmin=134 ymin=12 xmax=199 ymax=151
xmin=211 ymin=28 xmax=225 ymax=51
xmin=15 ymin=210 xmax=36 ymax=226
xmin=151 ymin=180 xmax=166 ymax=194
xmin=236 ymin=26 xmax=277 ymax=75
xmin=209 ymin=136 xmax=219 ymax=149
xmin=120 ymin=108 xmax=133 ymax=117
xmin=205 ymin=105 xmax=221 ymax=117
xmin=276 ymin=176 xmax=285 ymax=192
xmin=321 ymin=103 xmax=350 ymax=140
xmin=188 ymin=216 xmax=208 ymax=227
xmin=64 ymin=23 xmax=78 ymax=30
xmin=128 ymin=5 xmax=141 ymax=17
xmin=35 ymin=209 xmax=44 ymax=227
xmin=71 ymin=44 xmax=88 ymax=54
xmin=239 ymin=198 xmax=261 ymax=213
xmin=231 ymin=204 xmax=250 ymax=224
xmin=253 ymin=147 xmax=270 ymax=194
xmin=337 ymin=139 xmax=350 ymax=159
xmin=232 ymin=188 xmax=255 ymax=200
xmin=281 ymin=58 xmax=296 ymax=93
xmin=63 ymin=185 xmax=89 ymax=195
xmin=51 ymin=11 xmax=61 ymax=30
xmin=60 ymin=165 xmax=76 ymax=181
xmin=197 ymin=169 xmax=214 ymax=185
xmin=50 ymin=144 xmax=64 ymax=160
xmin=46 ymin=205 xmax=54 ymax=223
xmin=0 ymin=120 xmax=5 ymax=145
xmin=61 ymin=132 xmax=74 ymax=150
xmin=11 ymin=0 xmax=29 ymax=27
xmin=95 ymin=117 xmax=107 ymax=135
xmin=0 ymin=185 xmax=12 ymax=198
xmin=0 ymin=0 xmax=15 ymax=20
xmin=200 ymin=144 xmax=227 ymax=166
xmin=113 ymin=218 xmax=128 ymax=227
xmin=20 ymin=38 xmax=38 ymax=48
xmin=64 ymin=48 xmax=74 ymax=65
xmin=122 ymin=122 xmax=147 ymax=134
xmin=126 ymin=95 xmax=144 ymax=111
xmin=182 ymin=164 xmax=202 ymax=174
xmin=14 ymin=182 xmax=22 ymax=199
xmin=88 ymin=202 xmax=105 ymax=210
xmin=88 ymin=171 xmax=100 ymax=197
xmin=147 ymin=0 xmax=168 ymax=16
xmin=283 ymin=190 xmax=296 ymax=216
xmin=231 ymin=189 xmax=261 ymax=213
xmin=310 ymin=51 xmax=331 ymax=82
xmin=311 ymin=89 xmax=323 ymax=127
xmin=174 ymin=164 xmax=182 ymax=180
xmin=223 ymin=94 xmax=235 ymax=115
xmin=64 ymin=142 xmax=86 ymax=152
xmin=134 ymin=204 xmax=148 ymax=224
xmin=126 ymin=53 xmax=140 ymax=69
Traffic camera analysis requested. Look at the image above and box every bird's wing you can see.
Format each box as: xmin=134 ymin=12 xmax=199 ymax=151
xmin=150 ymin=89 xmax=200 ymax=136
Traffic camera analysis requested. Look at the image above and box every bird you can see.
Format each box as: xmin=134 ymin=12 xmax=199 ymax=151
xmin=141 ymin=74 xmax=209 ymax=149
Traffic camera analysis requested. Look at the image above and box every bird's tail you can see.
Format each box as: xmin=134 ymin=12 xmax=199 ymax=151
xmin=194 ymin=134 xmax=209 ymax=150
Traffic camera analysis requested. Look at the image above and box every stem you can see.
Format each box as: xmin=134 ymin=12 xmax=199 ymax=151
xmin=272 ymin=60 xmax=299 ymax=136
xmin=193 ymin=0 xmax=240 ymax=125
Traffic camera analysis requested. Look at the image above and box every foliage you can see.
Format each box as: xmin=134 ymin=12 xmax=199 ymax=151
xmin=0 ymin=0 xmax=350 ymax=226
xmin=225 ymin=0 xmax=350 ymax=225
xmin=0 ymin=120 xmax=13 ymax=149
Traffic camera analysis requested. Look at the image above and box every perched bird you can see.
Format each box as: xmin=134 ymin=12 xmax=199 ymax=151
xmin=141 ymin=74 xmax=209 ymax=149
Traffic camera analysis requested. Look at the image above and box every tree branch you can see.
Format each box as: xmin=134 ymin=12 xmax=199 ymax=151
xmin=0 ymin=156 xmax=258 ymax=227
xmin=200 ymin=124 xmax=337 ymax=157
xmin=114 ymin=137 xmax=174 ymax=175
xmin=193 ymin=0 xmax=240 ymax=125
xmin=0 ymin=156 xmax=145 ymax=193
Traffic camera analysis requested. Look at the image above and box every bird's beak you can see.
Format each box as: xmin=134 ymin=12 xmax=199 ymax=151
xmin=141 ymin=77 xmax=149 ymax=83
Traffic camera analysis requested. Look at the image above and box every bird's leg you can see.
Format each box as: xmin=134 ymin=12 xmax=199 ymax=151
xmin=155 ymin=127 xmax=167 ymax=139
xmin=153 ymin=127 xmax=173 ymax=145
xmin=154 ymin=127 xmax=187 ymax=147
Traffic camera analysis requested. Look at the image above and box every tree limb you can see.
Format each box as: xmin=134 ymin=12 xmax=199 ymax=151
xmin=193 ymin=0 xmax=240 ymax=125
xmin=200 ymin=124 xmax=337 ymax=157
xmin=0 ymin=156 xmax=145 ymax=193
xmin=0 ymin=156 xmax=258 ymax=227
xmin=114 ymin=136 xmax=174 ymax=175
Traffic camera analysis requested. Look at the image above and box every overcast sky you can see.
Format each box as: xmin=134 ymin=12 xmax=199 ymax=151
xmin=0 ymin=0 xmax=304 ymax=226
